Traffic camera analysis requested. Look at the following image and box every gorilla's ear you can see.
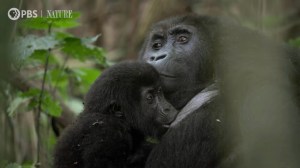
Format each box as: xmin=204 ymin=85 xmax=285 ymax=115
xmin=107 ymin=100 xmax=123 ymax=118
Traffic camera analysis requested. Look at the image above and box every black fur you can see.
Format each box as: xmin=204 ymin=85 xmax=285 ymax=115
xmin=53 ymin=62 xmax=177 ymax=168
xmin=140 ymin=14 xmax=300 ymax=168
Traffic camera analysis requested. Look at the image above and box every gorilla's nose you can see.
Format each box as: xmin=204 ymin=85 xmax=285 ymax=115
xmin=150 ymin=54 xmax=167 ymax=61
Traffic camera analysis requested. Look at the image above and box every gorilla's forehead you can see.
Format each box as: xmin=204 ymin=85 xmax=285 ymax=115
xmin=149 ymin=15 xmax=208 ymax=36
xmin=152 ymin=15 xmax=200 ymax=27
xmin=149 ymin=14 xmax=218 ymax=34
xmin=151 ymin=21 xmax=188 ymax=32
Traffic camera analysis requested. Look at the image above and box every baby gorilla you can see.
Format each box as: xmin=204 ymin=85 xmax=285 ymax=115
xmin=53 ymin=62 xmax=178 ymax=168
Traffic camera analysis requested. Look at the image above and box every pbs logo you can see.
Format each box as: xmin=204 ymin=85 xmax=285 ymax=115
xmin=8 ymin=8 xmax=38 ymax=20
xmin=8 ymin=8 xmax=20 ymax=20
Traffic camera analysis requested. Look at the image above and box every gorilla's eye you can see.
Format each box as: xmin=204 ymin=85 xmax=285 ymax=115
xmin=152 ymin=42 xmax=162 ymax=50
xmin=146 ymin=93 xmax=154 ymax=103
xmin=176 ymin=35 xmax=188 ymax=43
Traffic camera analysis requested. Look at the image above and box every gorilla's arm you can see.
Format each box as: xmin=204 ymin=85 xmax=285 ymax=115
xmin=80 ymin=118 xmax=132 ymax=168
xmin=54 ymin=113 xmax=132 ymax=168
xmin=126 ymin=140 xmax=155 ymax=168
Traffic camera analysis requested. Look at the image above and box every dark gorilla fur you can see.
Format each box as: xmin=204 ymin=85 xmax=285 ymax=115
xmin=53 ymin=62 xmax=177 ymax=168
xmin=139 ymin=14 xmax=300 ymax=168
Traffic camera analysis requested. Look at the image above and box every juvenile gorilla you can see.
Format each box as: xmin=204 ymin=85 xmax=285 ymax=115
xmin=53 ymin=62 xmax=177 ymax=168
xmin=140 ymin=15 xmax=300 ymax=168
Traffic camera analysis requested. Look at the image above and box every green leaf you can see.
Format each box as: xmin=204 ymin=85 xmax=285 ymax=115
xmin=82 ymin=34 xmax=101 ymax=45
xmin=21 ymin=17 xmax=52 ymax=30
xmin=21 ymin=12 xmax=81 ymax=30
xmin=29 ymin=50 xmax=58 ymax=64
xmin=62 ymin=37 xmax=105 ymax=63
xmin=48 ymin=69 xmax=68 ymax=95
xmin=28 ymin=100 xmax=39 ymax=109
xmin=7 ymin=97 xmax=29 ymax=116
xmin=49 ymin=69 xmax=69 ymax=98
xmin=49 ymin=69 xmax=68 ymax=84
xmin=54 ymin=31 xmax=73 ymax=41
xmin=20 ymin=88 xmax=41 ymax=98
xmin=75 ymin=68 xmax=100 ymax=84
xmin=72 ymin=67 xmax=101 ymax=93
xmin=13 ymin=35 xmax=59 ymax=60
xmin=20 ymin=88 xmax=40 ymax=110
xmin=42 ymin=94 xmax=62 ymax=117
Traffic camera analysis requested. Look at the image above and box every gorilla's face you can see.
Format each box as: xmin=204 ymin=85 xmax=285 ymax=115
xmin=139 ymin=85 xmax=178 ymax=136
xmin=85 ymin=62 xmax=178 ymax=137
xmin=139 ymin=16 xmax=214 ymax=108
xmin=140 ymin=24 xmax=201 ymax=93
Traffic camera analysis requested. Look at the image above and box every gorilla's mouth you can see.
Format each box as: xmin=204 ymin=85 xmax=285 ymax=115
xmin=162 ymin=115 xmax=178 ymax=128
xmin=159 ymin=73 xmax=176 ymax=78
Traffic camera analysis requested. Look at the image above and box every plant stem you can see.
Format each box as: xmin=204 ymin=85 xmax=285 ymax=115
xmin=35 ymin=23 xmax=52 ymax=168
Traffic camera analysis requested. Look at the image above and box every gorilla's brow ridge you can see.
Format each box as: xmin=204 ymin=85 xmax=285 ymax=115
xmin=151 ymin=33 xmax=164 ymax=40
xmin=168 ymin=26 xmax=191 ymax=35
xmin=150 ymin=25 xmax=193 ymax=40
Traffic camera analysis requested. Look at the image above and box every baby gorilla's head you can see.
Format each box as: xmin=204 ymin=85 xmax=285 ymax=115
xmin=84 ymin=61 xmax=178 ymax=137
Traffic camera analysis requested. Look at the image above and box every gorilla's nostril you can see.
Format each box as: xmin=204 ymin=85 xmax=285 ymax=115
xmin=150 ymin=56 xmax=155 ymax=61
xmin=155 ymin=54 xmax=167 ymax=61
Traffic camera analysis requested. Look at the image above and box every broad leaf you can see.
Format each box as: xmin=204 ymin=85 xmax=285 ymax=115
xmin=13 ymin=35 xmax=58 ymax=60
xmin=42 ymin=95 xmax=62 ymax=117
xmin=21 ymin=12 xmax=80 ymax=30
xmin=7 ymin=97 xmax=29 ymax=116
xmin=72 ymin=67 xmax=101 ymax=93
xmin=62 ymin=37 xmax=105 ymax=63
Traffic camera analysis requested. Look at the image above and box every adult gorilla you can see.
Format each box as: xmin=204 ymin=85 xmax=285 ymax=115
xmin=139 ymin=14 xmax=300 ymax=168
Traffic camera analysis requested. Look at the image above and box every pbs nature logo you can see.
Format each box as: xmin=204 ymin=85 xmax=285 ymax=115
xmin=8 ymin=8 xmax=37 ymax=20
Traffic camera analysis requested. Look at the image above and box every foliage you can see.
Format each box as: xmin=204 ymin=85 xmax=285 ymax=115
xmin=21 ymin=12 xmax=81 ymax=29
xmin=3 ymin=12 xmax=107 ymax=168
xmin=9 ymin=12 xmax=106 ymax=116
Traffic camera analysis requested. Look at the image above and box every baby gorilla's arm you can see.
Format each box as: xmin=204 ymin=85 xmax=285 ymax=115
xmin=79 ymin=115 xmax=132 ymax=168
